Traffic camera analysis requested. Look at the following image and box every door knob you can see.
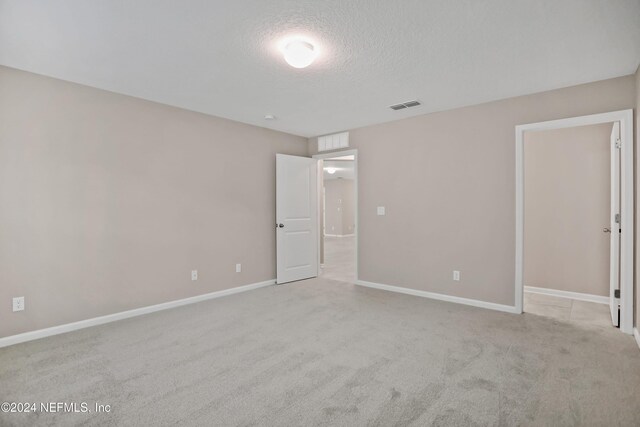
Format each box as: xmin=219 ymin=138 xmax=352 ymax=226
xmin=277 ymin=223 xmax=284 ymax=228
xmin=603 ymin=227 xmax=611 ymax=233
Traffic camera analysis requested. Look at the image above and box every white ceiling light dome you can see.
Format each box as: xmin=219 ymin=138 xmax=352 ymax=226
xmin=325 ymin=167 xmax=336 ymax=174
xmin=282 ymin=39 xmax=317 ymax=68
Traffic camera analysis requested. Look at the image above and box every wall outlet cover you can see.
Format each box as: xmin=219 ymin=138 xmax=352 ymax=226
xmin=453 ymin=270 xmax=461 ymax=281
xmin=377 ymin=206 xmax=386 ymax=216
xmin=13 ymin=296 xmax=25 ymax=312
xmin=191 ymin=270 xmax=198 ymax=281
xmin=235 ymin=263 xmax=242 ymax=273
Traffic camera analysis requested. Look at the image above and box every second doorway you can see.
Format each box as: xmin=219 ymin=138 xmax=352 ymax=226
xmin=317 ymin=152 xmax=357 ymax=283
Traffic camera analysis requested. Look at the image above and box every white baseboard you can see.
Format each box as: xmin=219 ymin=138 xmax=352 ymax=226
xmin=634 ymin=328 xmax=640 ymax=351
xmin=355 ymin=280 xmax=518 ymax=314
xmin=324 ymin=233 xmax=355 ymax=238
xmin=524 ymin=286 xmax=608 ymax=305
xmin=0 ymin=279 xmax=275 ymax=349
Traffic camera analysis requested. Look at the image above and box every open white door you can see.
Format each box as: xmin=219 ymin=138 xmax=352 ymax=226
xmin=276 ymin=154 xmax=318 ymax=284
xmin=609 ymin=122 xmax=620 ymax=327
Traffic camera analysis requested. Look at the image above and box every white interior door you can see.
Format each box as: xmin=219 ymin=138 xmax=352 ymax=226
xmin=276 ymin=154 xmax=318 ymax=284
xmin=609 ymin=122 xmax=620 ymax=326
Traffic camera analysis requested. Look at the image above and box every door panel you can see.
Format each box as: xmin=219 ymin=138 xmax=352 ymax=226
xmin=609 ymin=122 xmax=620 ymax=327
xmin=276 ymin=154 xmax=318 ymax=284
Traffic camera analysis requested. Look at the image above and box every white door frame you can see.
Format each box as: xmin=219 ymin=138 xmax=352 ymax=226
xmin=609 ymin=122 xmax=621 ymax=326
xmin=515 ymin=109 xmax=634 ymax=334
xmin=313 ymin=149 xmax=359 ymax=281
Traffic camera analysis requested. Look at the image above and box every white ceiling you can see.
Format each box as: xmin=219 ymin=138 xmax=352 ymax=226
xmin=1 ymin=1 xmax=639 ymax=137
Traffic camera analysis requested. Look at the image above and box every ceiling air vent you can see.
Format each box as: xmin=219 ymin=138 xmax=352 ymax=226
xmin=389 ymin=100 xmax=421 ymax=110
xmin=318 ymin=132 xmax=349 ymax=152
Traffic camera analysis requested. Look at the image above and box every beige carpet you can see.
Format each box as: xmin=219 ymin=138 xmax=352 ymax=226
xmin=1 ymin=278 xmax=639 ymax=426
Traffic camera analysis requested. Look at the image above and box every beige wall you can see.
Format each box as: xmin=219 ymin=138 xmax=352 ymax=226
xmin=309 ymin=75 xmax=635 ymax=307
xmin=342 ymin=179 xmax=356 ymax=236
xmin=524 ymin=124 xmax=612 ymax=296
xmin=324 ymin=179 xmax=355 ymax=236
xmin=0 ymin=66 xmax=307 ymax=338
xmin=2 ymin=64 xmax=637 ymax=338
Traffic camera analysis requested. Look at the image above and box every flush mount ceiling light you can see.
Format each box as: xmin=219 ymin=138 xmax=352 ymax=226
xmin=282 ymin=39 xmax=317 ymax=68
xmin=325 ymin=167 xmax=336 ymax=174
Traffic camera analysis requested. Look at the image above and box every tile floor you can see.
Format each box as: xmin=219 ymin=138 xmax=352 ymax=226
xmin=524 ymin=291 xmax=613 ymax=328
xmin=320 ymin=235 xmax=356 ymax=283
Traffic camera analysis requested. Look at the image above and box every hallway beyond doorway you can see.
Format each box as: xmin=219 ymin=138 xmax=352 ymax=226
xmin=320 ymin=236 xmax=355 ymax=283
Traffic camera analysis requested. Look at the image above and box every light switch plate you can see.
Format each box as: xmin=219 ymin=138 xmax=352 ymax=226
xmin=377 ymin=206 xmax=386 ymax=216
xmin=236 ymin=263 xmax=242 ymax=273
xmin=13 ymin=297 xmax=24 ymax=312
xmin=191 ymin=270 xmax=198 ymax=281
xmin=453 ymin=270 xmax=461 ymax=281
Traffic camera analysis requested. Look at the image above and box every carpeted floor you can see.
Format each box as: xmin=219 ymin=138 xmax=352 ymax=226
xmin=1 ymin=278 xmax=639 ymax=426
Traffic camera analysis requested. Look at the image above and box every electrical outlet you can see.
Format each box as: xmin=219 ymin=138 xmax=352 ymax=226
xmin=191 ymin=270 xmax=198 ymax=281
xmin=13 ymin=297 xmax=24 ymax=312
xmin=235 ymin=263 xmax=242 ymax=273
xmin=453 ymin=270 xmax=461 ymax=281
xmin=377 ymin=206 xmax=386 ymax=216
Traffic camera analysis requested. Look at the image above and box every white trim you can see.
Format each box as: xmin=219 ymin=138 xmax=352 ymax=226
xmin=324 ymin=233 xmax=356 ymax=238
xmin=634 ymin=328 xmax=640 ymax=350
xmin=356 ymin=280 xmax=518 ymax=314
xmin=515 ymin=109 xmax=634 ymax=334
xmin=313 ymin=149 xmax=358 ymax=282
xmin=0 ymin=279 xmax=275 ymax=349
xmin=524 ymin=286 xmax=608 ymax=305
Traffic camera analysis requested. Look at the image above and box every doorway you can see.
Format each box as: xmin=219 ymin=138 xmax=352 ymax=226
xmin=522 ymin=122 xmax=615 ymax=327
xmin=313 ymin=150 xmax=358 ymax=283
xmin=515 ymin=110 xmax=634 ymax=334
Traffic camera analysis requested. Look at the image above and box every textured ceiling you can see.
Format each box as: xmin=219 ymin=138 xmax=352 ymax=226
xmin=1 ymin=0 xmax=639 ymax=137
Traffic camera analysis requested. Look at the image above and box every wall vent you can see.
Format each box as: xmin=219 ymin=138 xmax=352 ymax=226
xmin=318 ymin=132 xmax=349 ymax=152
xmin=389 ymin=100 xmax=421 ymax=110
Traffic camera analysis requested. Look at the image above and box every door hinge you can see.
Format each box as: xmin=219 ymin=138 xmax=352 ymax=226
xmin=615 ymin=213 xmax=620 ymax=224
xmin=614 ymin=289 xmax=620 ymax=299
xmin=615 ymin=138 xmax=621 ymax=149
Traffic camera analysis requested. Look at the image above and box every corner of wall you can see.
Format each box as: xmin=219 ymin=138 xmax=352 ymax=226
xmin=307 ymin=137 xmax=318 ymax=157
